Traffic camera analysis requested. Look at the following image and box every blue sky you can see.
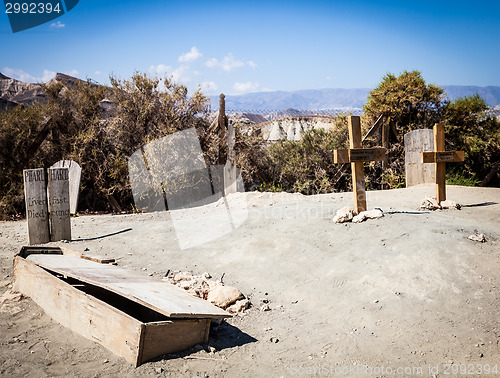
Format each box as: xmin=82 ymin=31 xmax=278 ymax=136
xmin=1 ymin=0 xmax=499 ymax=95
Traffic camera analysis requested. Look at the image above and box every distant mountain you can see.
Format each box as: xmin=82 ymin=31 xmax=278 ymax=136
xmin=210 ymin=86 xmax=500 ymax=113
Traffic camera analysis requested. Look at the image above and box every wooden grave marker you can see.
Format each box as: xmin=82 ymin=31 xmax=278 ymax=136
xmin=50 ymin=160 xmax=81 ymax=214
xmin=421 ymin=123 xmax=464 ymax=203
xmin=47 ymin=167 xmax=71 ymax=241
xmin=404 ymin=129 xmax=435 ymax=187
xmin=23 ymin=168 xmax=50 ymax=245
xmin=333 ymin=116 xmax=387 ymax=214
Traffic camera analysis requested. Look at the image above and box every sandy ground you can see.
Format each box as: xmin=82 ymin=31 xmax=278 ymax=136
xmin=1 ymin=184 xmax=499 ymax=377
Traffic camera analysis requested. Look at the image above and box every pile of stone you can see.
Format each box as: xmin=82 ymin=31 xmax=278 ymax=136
xmin=333 ymin=206 xmax=384 ymax=224
xmin=163 ymin=271 xmax=250 ymax=314
xmin=420 ymin=197 xmax=461 ymax=210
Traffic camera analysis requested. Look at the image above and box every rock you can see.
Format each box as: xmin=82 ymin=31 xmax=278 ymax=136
xmin=420 ymin=196 xmax=441 ymax=210
xmin=260 ymin=304 xmax=271 ymax=312
xmin=207 ymin=285 xmax=244 ymax=308
xmin=0 ymin=280 xmax=11 ymax=288
xmin=440 ymin=200 xmax=461 ymax=209
xmin=208 ymin=346 xmax=217 ymax=354
xmin=333 ymin=206 xmax=355 ymax=223
xmin=270 ymin=337 xmax=279 ymax=343
xmin=468 ymin=233 xmax=486 ymax=243
xmin=155 ymin=367 xmax=163 ymax=374
xmin=0 ymin=290 xmax=23 ymax=304
xmin=226 ymin=299 xmax=250 ymax=314
xmin=173 ymin=271 xmax=192 ymax=282
xmin=352 ymin=208 xmax=384 ymax=223
xmin=194 ymin=344 xmax=204 ymax=350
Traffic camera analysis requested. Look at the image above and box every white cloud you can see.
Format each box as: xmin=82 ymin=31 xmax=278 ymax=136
xmin=2 ymin=67 xmax=57 ymax=83
xmin=178 ymin=46 xmax=203 ymax=63
xmin=64 ymin=69 xmax=79 ymax=78
xmin=232 ymin=81 xmax=261 ymax=95
xmin=199 ymin=81 xmax=218 ymax=94
xmin=94 ymin=71 xmax=102 ymax=76
xmin=206 ymin=53 xmax=246 ymax=72
xmin=148 ymin=64 xmax=192 ymax=84
xmin=148 ymin=64 xmax=172 ymax=77
xmin=248 ymin=60 xmax=257 ymax=69
xmin=50 ymin=21 xmax=65 ymax=28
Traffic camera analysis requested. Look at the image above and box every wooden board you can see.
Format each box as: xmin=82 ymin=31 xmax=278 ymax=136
xmin=26 ymin=254 xmax=230 ymax=319
xmin=47 ymin=167 xmax=71 ymax=242
xmin=404 ymin=129 xmax=435 ymax=187
xmin=139 ymin=319 xmax=210 ymax=364
xmin=13 ymin=256 xmax=143 ymax=365
xmin=23 ymin=168 xmax=50 ymax=245
xmin=50 ymin=160 xmax=82 ymax=214
xmin=421 ymin=151 xmax=465 ymax=164
xmin=334 ymin=148 xmax=386 ymax=163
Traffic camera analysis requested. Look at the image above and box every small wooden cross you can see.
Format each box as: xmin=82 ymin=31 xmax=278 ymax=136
xmin=333 ymin=116 xmax=387 ymax=214
xmin=421 ymin=123 xmax=464 ymax=203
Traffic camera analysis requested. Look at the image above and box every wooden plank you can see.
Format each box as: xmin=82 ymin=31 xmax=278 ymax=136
xmin=23 ymin=168 xmax=50 ymax=245
xmin=139 ymin=319 xmax=210 ymax=365
xmin=334 ymin=148 xmax=386 ymax=163
xmin=50 ymin=160 xmax=81 ymax=214
xmin=434 ymin=124 xmax=446 ymax=202
xmin=26 ymin=254 xmax=230 ymax=319
xmin=404 ymin=129 xmax=435 ymax=187
xmin=349 ymin=147 xmax=386 ymax=162
xmin=47 ymin=167 xmax=71 ymax=241
xmin=421 ymin=151 xmax=465 ymax=164
xmin=13 ymin=256 xmax=143 ymax=365
xmin=333 ymin=149 xmax=350 ymax=164
xmin=348 ymin=116 xmax=366 ymax=214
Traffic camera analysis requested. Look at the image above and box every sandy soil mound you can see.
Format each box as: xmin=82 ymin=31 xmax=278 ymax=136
xmin=1 ymin=184 xmax=499 ymax=377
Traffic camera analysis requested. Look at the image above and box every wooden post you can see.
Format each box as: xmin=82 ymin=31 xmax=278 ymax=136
xmin=218 ymin=94 xmax=227 ymax=166
xmin=23 ymin=168 xmax=50 ymax=245
xmin=349 ymin=116 xmax=366 ymax=213
xmin=434 ymin=123 xmax=446 ymax=202
xmin=421 ymin=124 xmax=464 ymax=203
xmin=333 ymin=116 xmax=387 ymax=214
xmin=47 ymin=167 xmax=71 ymax=241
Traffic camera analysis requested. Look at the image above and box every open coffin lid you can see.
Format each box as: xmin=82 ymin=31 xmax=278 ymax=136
xmin=17 ymin=246 xmax=230 ymax=319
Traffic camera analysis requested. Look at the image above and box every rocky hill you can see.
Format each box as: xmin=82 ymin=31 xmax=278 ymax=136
xmin=0 ymin=72 xmax=85 ymax=110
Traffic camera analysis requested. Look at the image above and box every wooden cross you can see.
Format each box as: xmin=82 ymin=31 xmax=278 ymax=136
xmin=333 ymin=116 xmax=386 ymax=214
xmin=421 ymin=123 xmax=464 ymax=203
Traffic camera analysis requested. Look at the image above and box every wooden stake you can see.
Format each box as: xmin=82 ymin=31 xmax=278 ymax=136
xmin=434 ymin=124 xmax=446 ymax=202
xmin=333 ymin=116 xmax=387 ymax=214
xmin=421 ymin=124 xmax=464 ymax=204
xmin=349 ymin=117 xmax=366 ymax=213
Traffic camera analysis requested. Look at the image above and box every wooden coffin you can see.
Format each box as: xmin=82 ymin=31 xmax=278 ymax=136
xmin=13 ymin=246 xmax=230 ymax=366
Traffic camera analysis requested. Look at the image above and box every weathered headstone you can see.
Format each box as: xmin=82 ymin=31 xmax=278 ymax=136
xmin=404 ymin=129 xmax=435 ymax=187
xmin=23 ymin=168 xmax=50 ymax=245
xmin=50 ymin=160 xmax=81 ymax=214
xmin=47 ymin=167 xmax=71 ymax=241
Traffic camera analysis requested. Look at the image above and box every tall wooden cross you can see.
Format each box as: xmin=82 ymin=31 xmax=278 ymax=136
xmin=421 ymin=123 xmax=464 ymax=203
xmin=333 ymin=116 xmax=386 ymax=214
